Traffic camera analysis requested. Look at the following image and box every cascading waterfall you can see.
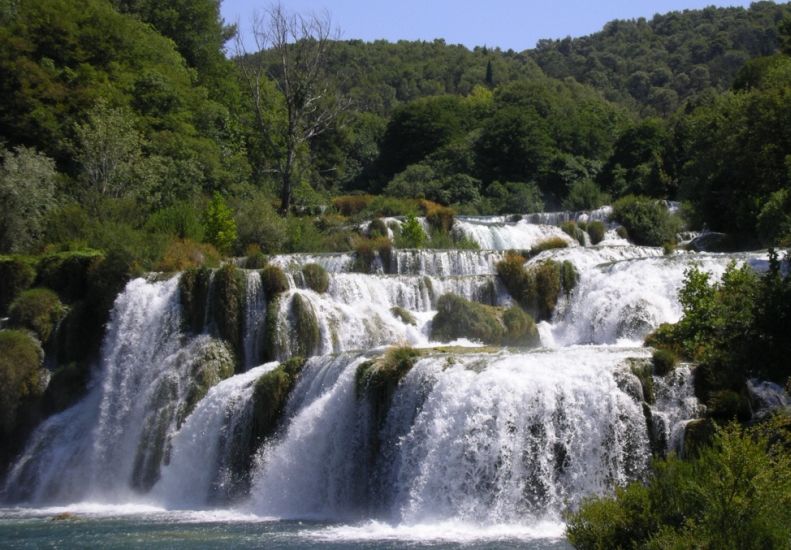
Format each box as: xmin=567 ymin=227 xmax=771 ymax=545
xmin=4 ymin=208 xmax=766 ymax=542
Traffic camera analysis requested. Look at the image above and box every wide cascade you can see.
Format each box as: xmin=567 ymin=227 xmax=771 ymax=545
xmin=0 ymin=209 xmax=765 ymax=537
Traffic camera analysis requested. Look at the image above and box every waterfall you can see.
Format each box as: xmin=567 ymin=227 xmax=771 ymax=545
xmin=247 ymin=347 xmax=652 ymax=523
xmin=243 ymin=271 xmax=266 ymax=369
xmin=453 ymin=218 xmax=577 ymax=250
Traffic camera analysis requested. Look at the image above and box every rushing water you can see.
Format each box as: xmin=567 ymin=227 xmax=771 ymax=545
xmin=0 ymin=210 xmax=769 ymax=548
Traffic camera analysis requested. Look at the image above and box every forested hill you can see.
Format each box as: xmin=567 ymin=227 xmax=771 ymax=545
xmin=530 ymin=1 xmax=791 ymax=114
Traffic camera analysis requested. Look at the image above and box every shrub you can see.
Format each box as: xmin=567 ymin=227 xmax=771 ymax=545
xmin=359 ymin=196 xmax=420 ymax=219
xmin=332 ymin=194 xmax=375 ymax=216
xmin=8 ymin=288 xmax=65 ymax=342
xmin=587 ymin=220 xmax=606 ymax=245
xmin=368 ymin=218 xmax=389 ymax=238
xmin=562 ymin=179 xmax=609 ymax=211
xmin=566 ymin=422 xmax=791 ymax=550
xmin=652 ymin=348 xmax=677 ymax=376
xmin=35 ymin=250 xmax=103 ymax=302
xmin=529 ymin=237 xmax=568 ymax=257
xmin=301 ymin=263 xmax=329 ymax=293
xmin=501 ymin=306 xmax=540 ymax=347
xmin=234 ymin=193 xmax=287 ymax=254
xmin=203 ymin=192 xmax=237 ymax=254
xmin=261 ymin=265 xmax=289 ymax=296
xmin=420 ymin=200 xmax=455 ymax=232
xmin=353 ymin=236 xmax=393 ymax=273
xmin=0 ymin=257 xmax=36 ymax=314
xmin=244 ymin=244 xmax=268 ymax=269
xmin=390 ymin=306 xmax=417 ymax=325
xmin=156 ymin=239 xmax=220 ymax=272
xmin=0 ymin=330 xmax=44 ymax=436
xmin=611 ymin=195 xmax=677 ymax=246
xmin=560 ymin=221 xmax=586 ymax=245
xmin=496 ymin=254 xmax=577 ymax=321
xmin=144 ymin=202 xmax=204 ymax=241
xmin=284 ymin=216 xmax=326 ymax=253
xmin=395 ymin=215 xmax=427 ymax=249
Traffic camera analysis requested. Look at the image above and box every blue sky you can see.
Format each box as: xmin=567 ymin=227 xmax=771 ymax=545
xmin=222 ymin=0 xmax=755 ymax=52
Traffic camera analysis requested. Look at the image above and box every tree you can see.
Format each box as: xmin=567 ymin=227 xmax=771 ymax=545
xmin=237 ymin=3 xmax=348 ymax=213
xmin=0 ymin=145 xmax=57 ymax=253
xmin=204 ymin=192 xmax=237 ymax=254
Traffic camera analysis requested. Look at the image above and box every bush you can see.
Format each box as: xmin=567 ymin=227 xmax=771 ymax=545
xmin=395 ymin=215 xmax=427 ymax=249
xmin=144 ymin=202 xmax=204 ymax=241
xmin=501 ymin=306 xmax=540 ymax=347
xmin=261 ymin=265 xmax=289 ymax=296
xmin=562 ymin=178 xmax=609 ymax=211
xmin=353 ymin=236 xmax=393 ymax=273
xmin=0 ymin=257 xmax=36 ymax=315
xmin=234 ymin=193 xmax=287 ymax=254
xmin=367 ymin=218 xmax=389 ymax=238
xmin=332 ymin=194 xmax=375 ymax=216
xmin=156 ymin=239 xmax=220 ymax=272
xmin=497 ymin=254 xmax=578 ymax=321
xmin=566 ymin=422 xmax=791 ymax=550
xmin=651 ymin=348 xmax=677 ymax=376
xmin=203 ymin=192 xmax=237 ymax=254
xmin=0 ymin=330 xmax=44 ymax=436
xmin=560 ymin=221 xmax=586 ymax=245
xmin=528 ymin=237 xmax=568 ymax=257
xmin=390 ymin=306 xmax=417 ymax=325
xmin=8 ymin=288 xmax=65 ymax=342
xmin=284 ymin=216 xmax=326 ymax=253
xmin=420 ymin=200 xmax=455 ymax=232
xmin=611 ymin=195 xmax=678 ymax=246
xmin=587 ymin=220 xmax=606 ymax=245
xmin=301 ymin=263 xmax=329 ymax=293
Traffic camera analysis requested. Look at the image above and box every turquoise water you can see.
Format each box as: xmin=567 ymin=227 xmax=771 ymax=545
xmin=0 ymin=507 xmax=572 ymax=549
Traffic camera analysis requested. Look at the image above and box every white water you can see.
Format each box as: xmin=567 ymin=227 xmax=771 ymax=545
xmin=6 ymin=208 xmax=772 ymax=543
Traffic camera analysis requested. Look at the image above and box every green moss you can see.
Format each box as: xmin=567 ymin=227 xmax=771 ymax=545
xmin=261 ymin=265 xmax=289 ymax=296
xmin=390 ymin=306 xmax=417 ymax=325
xmin=368 ymin=218 xmax=389 ymax=238
xmin=179 ymin=267 xmax=213 ymax=334
xmin=290 ymin=294 xmax=320 ymax=358
xmin=616 ymin=226 xmax=629 ymax=239
xmin=587 ymin=220 xmax=606 ymax=245
xmin=496 ymin=254 xmax=577 ymax=321
xmin=35 ymin=250 xmax=104 ymax=302
xmin=560 ymin=221 xmax=586 ymax=245
xmin=560 ymin=260 xmax=578 ymax=294
xmin=211 ymin=265 xmax=246 ymax=365
xmin=0 ymin=330 xmax=45 ymax=436
xmin=180 ymin=339 xmax=236 ymax=425
xmin=651 ymin=348 xmax=677 ymax=376
xmin=355 ymin=346 xmax=420 ymax=398
xmin=263 ymin=296 xmax=284 ymax=362
xmin=629 ymin=360 xmax=655 ymax=404
xmin=431 ymin=294 xmax=541 ymax=348
xmin=528 ymin=237 xmax=568 ymax=257
xmin=0 ymin=257 xmax=36 ymax=315
xmin=501 ymin=306 xmax=540 ymax=347
xmin=8 ymin=288 xmax=65 ymax=342
xmin=301 ymin=263 xmax=329 ymax=293
xmin=251 ymin=356 xmax=306 ymax=446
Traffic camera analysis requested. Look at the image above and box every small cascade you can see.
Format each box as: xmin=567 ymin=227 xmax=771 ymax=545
xmin=152 ymin=363 xmax=279 ymax=508
xmin=522 ymin=205 xmax=613 ymax=226
xmin=650 ymin=365 xmax=701 ymax=452
xmin=453 ymin=218 xmax=577 ymax=250
xmin=242 ymin=271 xmax=266 ymax=369
xmin=248 ymin=347 xmax=656 ymax=523
xmin=269 ymin=252 xmax=354 ymax=273
xmin=390 ymin=249 xmax=504 ymax=276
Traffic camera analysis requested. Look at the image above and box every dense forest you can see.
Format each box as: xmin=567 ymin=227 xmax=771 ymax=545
xmin=1 ymin=1 xmax=790 ymax=544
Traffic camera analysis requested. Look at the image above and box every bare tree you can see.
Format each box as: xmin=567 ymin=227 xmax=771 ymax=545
xmin=236 ymin=3 xmax=348 ymax=213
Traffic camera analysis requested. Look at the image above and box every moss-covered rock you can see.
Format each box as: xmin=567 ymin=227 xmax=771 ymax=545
xmin=431 ymin=294 xmax=540 ymax=348
xmin=501 ymin=306 xmax=540 ymax=347
xmin=587 ymin=221 xmax=606 ymax=245
xmin=35 ymin=250 xmax=103 ymax=303
xmin=8 ymin=288 xmax=65 ymax=342
xmin=352 ymin=236 xmax=392 ymax=274
xmin=0 ymin=330 xmax=45 ymax=438
xmin=528 ymin=237 xmax=568 ymax=257
xmin=561 ymin=221 xmax=586 ymax=245
xmin=250 ymin=356 xmax=306 ymax=447
xmin=180 ymin=338 xmax=236 ymax=425
xmin=390 ymin=306 xmax=417 ymax=325
xmin=245 ymin=252 xmax=268 ymax=269
xmin=368 ymin=218 xmax=389 ymax=238
xmin=652 ymin=349 xmax=678 ymax=376
xmin=0 ymin=257 xmax=36 ymax=315
xmin=179 ymin=267 xmax=213 ymax=334
xmin=496 ymin=253 xmax=578 ymax=321
xmin=261 ymin=265 xmax=289 ymax=296
xmin=301 ymin=263 xmax=329 ymax=293
xmin=289 ymin=293 xmax=320 ymax=358
xmin=356 ymin=346 xmax=420 ymax=399
xmin=629 ymin=359 xmax=655 ymax=405
xmin=211 ymin=265 xmax=246 ymax=365
xmin=263 ymin=295 xmax=283 ymax=362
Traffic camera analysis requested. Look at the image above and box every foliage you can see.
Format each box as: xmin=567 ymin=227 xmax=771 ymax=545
xmin=529 ymin=237 xmax=569 ymax=257
xmin=261 ymin=265 xmax=289 ymax=296
xmin=233 ymin=192 xmax=287 ymax=254
xmin=611 ymin=195 xmax=678 ymax=246
xmin=395 ymin=215 xmax=427 ymax=249
xmin=8 ymin=288 xmax=66 ymax=342
xmin=203 ymin=192 xmax=237 ymax=254
xmin=563 ymin=179 xmax=609 ymax=211
xmin=0 ymin=257 xmax=36 ymax=315
xmin=587 ymin=221 xmax=606 ymax=245
xmin=156 ymin=239 xmax=220 ymax=272
xmin=565 ymin=422 xmax=791 ymax=550
xmin=301 ymin=263 xmax=329 ymax=294
xmin=561 ymin=221 xmax=586 ymax=245
xmin=0 ymin=146 xmax=57 ymax=253
xmin=497 ymin=253 xmax=578 ymax=321
xmin=352 ymin=236 xmax=392 ymax=273
xmin=651 ymin=348 xmax=677 ymax=376
xmin=145 ymin=202 xmax=205 ymax=242
xmin=0 ymin=330 xmax=44 ymax=437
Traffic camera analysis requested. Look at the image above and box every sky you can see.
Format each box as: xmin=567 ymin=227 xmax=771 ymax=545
xmin=221 ymin=0 xmax=756 ymax=52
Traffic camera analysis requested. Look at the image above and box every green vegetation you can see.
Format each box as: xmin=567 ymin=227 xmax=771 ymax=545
xmin=0 ymin=330 xmax=45 ymax=442
xmin=587 ymin=221 xmax=606 ymax=245
xmin=0 ymin=257 xmax=36 ymax=315
xmin=8 ymin=289 xmax=66 ymax=342
xmin=301 ymin=263 xmax=330 ymax=293
xmin=250 ymin=356 xmax=306 ymax=446
xmin=529 ymin=237 xmax=569 ymax=257
xmin=565 ymin=422 xmax=791 ymax=550
xmin=611 ymin=195 xmax=680 ymax=247
xmin=289 ymin=294 xmax=321 ymax=358
xmin=651 ymin=348 xmax=677 ymax=376
xmin=390 ymin=306 xmax=417 ymax=325
xmin=431 ymin=294 xmax=540 ymax=347
xmin=496 ymin=252 xmax=578 ymax=321
xmin=211 ymin=265 xmax=245 ymax=364
xmin=561 ymin=221 xmax=586 ymax=245
xmin=260 ymin=265 xmax=289 ymax=296
xmin=181 ymin=338 xmax=235 ymax=425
